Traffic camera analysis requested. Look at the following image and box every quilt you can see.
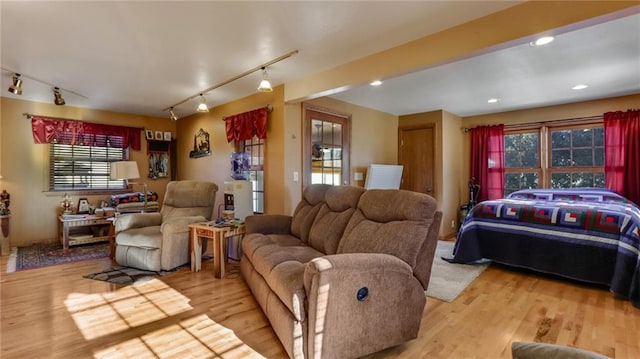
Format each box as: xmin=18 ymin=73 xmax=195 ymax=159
xmin=449 ymin=188 xmax=640 ymax=308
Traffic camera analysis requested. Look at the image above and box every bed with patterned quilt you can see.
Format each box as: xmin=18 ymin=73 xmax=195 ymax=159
xmin=448 ymin=188 xmax=640 ymax=308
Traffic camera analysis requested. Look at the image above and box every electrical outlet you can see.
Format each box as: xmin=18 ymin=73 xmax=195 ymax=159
xmin=451 ymin=220 xmax=456 ymax=228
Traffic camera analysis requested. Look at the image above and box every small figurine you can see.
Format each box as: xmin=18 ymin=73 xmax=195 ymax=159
xmin=60 ymin=193 xmax=73 ymax=214
xmin=0 ymin=190 xmax=9 ymax=215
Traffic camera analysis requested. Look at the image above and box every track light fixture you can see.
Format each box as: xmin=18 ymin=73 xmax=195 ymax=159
xmin=8 ymin=73 xmax=23 ymax=95
xmin=1 ymin=67 xmax=88 ymax=100
xmin=169 ymin=108 xmax=178 ymax=121
xmin=258 ymin=67 xmax=273 ymax=92
xmin=197 ymin=94 xmax=209 ymax=113
xmin=161 ymin=50 xmax=298 ymax=115
xmin=53 ymin=87 xmax=66 ymax=105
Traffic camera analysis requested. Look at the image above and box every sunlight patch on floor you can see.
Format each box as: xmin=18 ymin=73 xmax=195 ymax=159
xmin=93 ymin=314 xmax=266 ymax=359
xmin=64 ymin=278 xmax=192 ymax=340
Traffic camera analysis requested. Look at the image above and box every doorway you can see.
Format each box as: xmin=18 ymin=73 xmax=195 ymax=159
xmin=398 ymin=126 xmax=435 ymax=196
xmin=303 ymin=107 xmax=350 ymax=186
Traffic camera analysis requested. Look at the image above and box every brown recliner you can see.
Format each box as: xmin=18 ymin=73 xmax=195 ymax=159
xmin=114 ymin=180 xmax=218 ymax=271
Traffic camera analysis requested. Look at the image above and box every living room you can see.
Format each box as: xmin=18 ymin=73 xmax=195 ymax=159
xmin=1 ymin=1 xmax=639 ymax=358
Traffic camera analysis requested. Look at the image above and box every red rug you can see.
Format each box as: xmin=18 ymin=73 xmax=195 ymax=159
xmin=15 ymin=242 xmax=110 ymax=271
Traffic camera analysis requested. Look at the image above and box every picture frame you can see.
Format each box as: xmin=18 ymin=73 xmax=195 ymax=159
xmin=145 ymin=130 xmax=154 ymax=140
xmin=155 ymin=131 xmax=163 ymax=140
xmin=164 ymin=131 xmax=172 ymax=141
xmin=77 ymin=198 xmax=90 ymax=214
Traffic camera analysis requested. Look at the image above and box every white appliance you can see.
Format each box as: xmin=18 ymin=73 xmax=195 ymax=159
xmin=223 ymin=180 xmax=253 ymax=260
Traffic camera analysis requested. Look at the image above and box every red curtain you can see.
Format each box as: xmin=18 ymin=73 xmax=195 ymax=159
xmin=31 ymin=116 xmax=141 ymax=150
xmin=224 ymin=107 xmax=268 ymax=142
xmin=469 ymin=124 xmax=505 ymax=201
xmin=604 ymin=109 xmax=640 ymax=205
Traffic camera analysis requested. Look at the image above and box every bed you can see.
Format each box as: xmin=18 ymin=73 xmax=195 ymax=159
xmin=448 ymin=188 xmax=640 ymax=308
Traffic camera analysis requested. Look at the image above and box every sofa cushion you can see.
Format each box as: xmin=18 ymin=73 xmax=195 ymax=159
xmin=242 ymin=233 xmax=308 ymax=259
xmin=291 ymin=184 xmax=331 ymax=244
xmin=308 ymin=186 xmax=365 ymax=254
xmin=267 ymin=261 xmax=307 ymax=322
xmin=251 ymin=244 xmax=324 ymax=279
xmin=114 ymin=225 xmax=162 ymax=248
xmin=337 ymin=190 xmax=436 ymax=269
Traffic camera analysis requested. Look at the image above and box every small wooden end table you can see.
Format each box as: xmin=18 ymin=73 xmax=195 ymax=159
xmin=189 ymin=222 xmax=245 ymax=278
xmin=58 ymin=214 xmax=115 ymax=251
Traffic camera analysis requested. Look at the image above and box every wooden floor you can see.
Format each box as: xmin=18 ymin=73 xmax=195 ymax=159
xmin=1 ymin=252 xmax=639 ymax=358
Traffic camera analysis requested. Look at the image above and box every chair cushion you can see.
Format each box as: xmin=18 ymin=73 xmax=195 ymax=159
xmin=511 ymin=342 xmax=611 ymax=359
xmin=115 ymin=225 xmax=162 ymax=248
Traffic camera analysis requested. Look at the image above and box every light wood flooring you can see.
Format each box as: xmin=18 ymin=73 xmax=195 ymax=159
xmin=1 ymin=250 xmax=639 ymax=358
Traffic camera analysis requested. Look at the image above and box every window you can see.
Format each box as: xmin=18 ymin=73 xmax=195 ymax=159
xmin=549 ymin=126 xmax=604 ymax=188
xmin=502 ymin=122 xmax=604 ymax=196
xmin=50 ymin=135 xmax=127 ymax=191
xmin=504 ymin=131 xmax=540 ymax=195
xmin=240 ymin=136 xmax=264 ymax=214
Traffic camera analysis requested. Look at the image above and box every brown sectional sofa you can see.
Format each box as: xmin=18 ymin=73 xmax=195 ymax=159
xmin=240 ymin=184 xmax=443 ymax=358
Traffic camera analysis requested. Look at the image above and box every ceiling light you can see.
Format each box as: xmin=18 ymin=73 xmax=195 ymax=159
xmin=197 ymin=94 xmax=209 ymax=112
xmin=258 ymin=67 xmax=273 ymax=92
xmin=53 ymin=87 xmax=66 ymax=105
xmin=487 ymin=98 xmax=500 ymax=103
xmin=169 ymin=108 xmax=178 ymax=121
xmin=8 ymin=73 xmax=23 ymax=95
xmin=370 ymin=80 xmax=383 ymax=86
xmin=530 ymin=36 xmax=554 ymax=46
xmin=572 ymin=84 xmax=588 ymax=90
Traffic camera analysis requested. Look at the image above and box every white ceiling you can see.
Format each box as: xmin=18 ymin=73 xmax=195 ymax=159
xmin=1 ymin=2 xmax=639 ymax=120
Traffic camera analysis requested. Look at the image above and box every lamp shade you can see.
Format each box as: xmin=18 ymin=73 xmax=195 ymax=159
xmin=110 ymin=161 xmax=140 ymax=180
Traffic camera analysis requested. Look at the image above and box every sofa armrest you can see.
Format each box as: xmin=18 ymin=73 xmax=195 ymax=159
xmin=160 ymin=215 xmax=208 ymax=235
xmin=114 ymin=212 xmax=162 ymax=233
xmin=245 ymin=214 xmax=292 ymax=234
xmin=302 ymin=253 xmax=426 ymax=359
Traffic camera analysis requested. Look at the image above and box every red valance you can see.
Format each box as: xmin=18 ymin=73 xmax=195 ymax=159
xmin=224 ymin=107 xmax=268 ymax=142
xmin=31 ymin=116 xmax=142 ymax=150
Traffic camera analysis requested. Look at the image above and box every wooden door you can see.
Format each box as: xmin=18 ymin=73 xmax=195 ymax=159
xmin=398 ymin=127 xmax=435 ymax=196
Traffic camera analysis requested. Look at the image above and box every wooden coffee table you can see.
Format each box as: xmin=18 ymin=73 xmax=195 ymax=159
xmin=188 ymin=222 xmax=245 ymax=278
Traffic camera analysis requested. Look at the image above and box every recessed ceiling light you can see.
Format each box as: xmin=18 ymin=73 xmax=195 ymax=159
xmin=487 ymin=98 xmax=500 ymax=103
xmin=530 ymin=36 xmax=554 ymax=46
xmin=370 ymin=80 xmax=383 ymax=86
xmin=572 ymin=84 xmax=588 ymax=90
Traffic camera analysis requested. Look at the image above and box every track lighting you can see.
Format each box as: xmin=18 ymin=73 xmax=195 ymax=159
xmin=169 ymin=108 xmax=178 ymax=121
xmin=53 ymin=87 xmax=66 ymax=105
xmin=197 ymin=94 xmax=209 ymax=113
xmin=8 ymin=73 xmax=23 ymax=95
xmin=258 ymin=67 xmax=273 ymax=92
xmin=161 ymin=50 xmax=298 ymax=114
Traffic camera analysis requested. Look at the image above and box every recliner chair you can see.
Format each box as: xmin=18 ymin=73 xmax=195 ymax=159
xmin=113 ymin=180 xmax=218 ymax=271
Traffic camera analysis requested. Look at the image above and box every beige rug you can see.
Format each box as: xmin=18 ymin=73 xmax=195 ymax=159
xmin=425 ymin=240 xmax=489 ymax=302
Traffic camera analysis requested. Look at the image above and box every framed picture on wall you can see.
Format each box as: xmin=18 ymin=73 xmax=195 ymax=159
xmin=155 ymin=131 xmax=163 ymax=140
xmin=164 ymin=131 xmax=172 ymax=141
xmin=145 ymin=130 xmax=154 ymax=140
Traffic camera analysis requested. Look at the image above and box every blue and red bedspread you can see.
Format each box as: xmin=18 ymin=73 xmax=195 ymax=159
xmin=449 ymin=189 xmax=640 ymax=308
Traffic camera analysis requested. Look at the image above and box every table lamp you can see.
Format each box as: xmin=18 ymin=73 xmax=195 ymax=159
xmin=110 ymin=161 xmax=148 ymax=212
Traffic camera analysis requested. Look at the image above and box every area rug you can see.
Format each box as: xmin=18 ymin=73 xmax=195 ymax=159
xmin=425 ymin=240 xmax=490 ymax=302
xmin=84 ymin=266 xmax=165 ymax=285
xmin=83 ymin=255 xmax=232 ymax=285
xmin=9 ymin=242 xmax=110 ymax=272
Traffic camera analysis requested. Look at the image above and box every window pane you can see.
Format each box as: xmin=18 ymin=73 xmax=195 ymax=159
xmin=594 ymin=148 xmax=604 ymax=167
xmin=551 ymin=149 xmax=571 ymax=167
xmin=551 ymin=173 xmax=571 ymax=188
xmin=504 ymin=172 xmax=538 ymax=196
xmin=593 ymin=127 xmax=604 ymax=146
xmin=572 ymin=172 xmax=594 ymax=187
xmin=594 ymin=172 xmax=605 ymax=187
xmin=551 ymin=130 xmax=570 ymax=148
xmin=572 ymin=149 xmax=593 ymax=166
xmin=522 ymin=149 xmax=538 ymax=168
xmin=505 ymin=151 xmax=520 ymax=168
xmin=572 ymin=129 xmax=592 ymax=147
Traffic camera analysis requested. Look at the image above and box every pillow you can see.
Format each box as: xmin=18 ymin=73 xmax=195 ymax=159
xmin=511 ymin=342 xmax=610 ymax=359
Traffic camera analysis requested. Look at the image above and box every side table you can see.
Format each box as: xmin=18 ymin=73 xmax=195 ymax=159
xmin=58 ymin=214 xmax=115 ymax=250
xmin=189 ymin=222 xmax=245 ymax=278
